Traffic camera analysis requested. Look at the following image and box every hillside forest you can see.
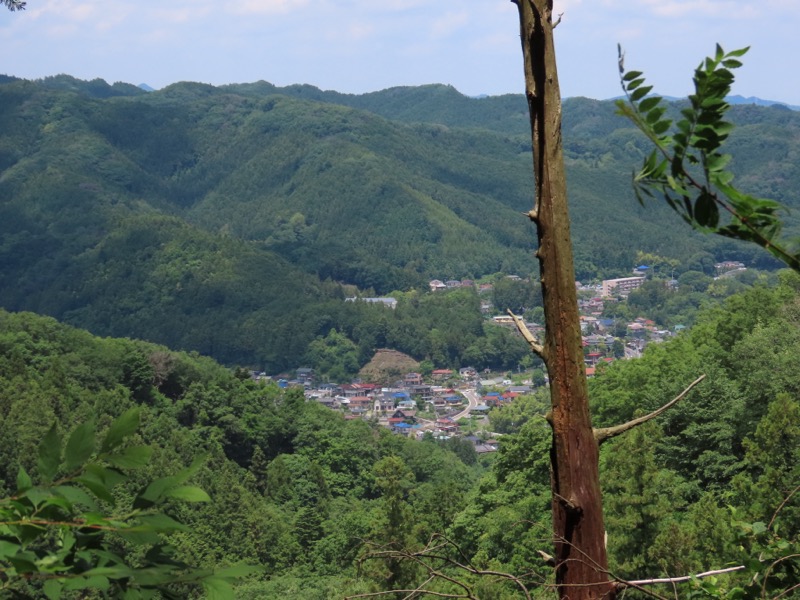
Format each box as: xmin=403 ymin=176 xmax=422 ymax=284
xmin=1 ymin=72 xmax=800 ymax=598
xmin=2 ymin=273 xmax=800 ymax=597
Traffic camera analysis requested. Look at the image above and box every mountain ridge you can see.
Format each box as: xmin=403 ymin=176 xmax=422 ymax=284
xmin=2 ymin=74 xmax=799 ymax=369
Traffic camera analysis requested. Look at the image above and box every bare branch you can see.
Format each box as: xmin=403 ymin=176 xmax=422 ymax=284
xmin=620 ymin=565 xmax=745 ymax=588
xmin=353 ymin=534 xmax=536 ymax=600
xmin=768 ymin=484 xmax=800 ymax=530
xmin=345 ymin=588 xmax=472 ymax=599
xmin=506 ymin=309 xmax=545 ymax=358
xmin=594 ymin=374 xmax=706 ymax=445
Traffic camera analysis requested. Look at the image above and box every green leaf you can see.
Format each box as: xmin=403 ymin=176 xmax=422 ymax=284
xmin=645 ymin=106 xmax=666 ymax=125
xmin=76 ymin=475 xmax=115 ymax=505
xmin=63 ymin=575 xmax=110 ymax=591
xmin=100 ymin=408 xmax=140 ymax=454
xmin=65 ymin=421 xmax=96 ymax=472
xmin=38 ymin=424 xmax=62 ymax=483
xmin=622 ymin=70 xmax=643 ymax=81
xmin=213 ymin=563 xmax=263 ymax=579
xmin=135 ymin=475 xmax=179 ymax=508
xmin=652 ymin=120 xmax=672 ymax=136
xmin=694 ymin=191 xmax=720 ymax=228
xmin=104 ymin=445 xmax=153 ymax=469
xmin=638 ymin=96 xmax=662 ymax=113
xmin=8 ymin=554 xmax=38 ymax=573
xmin=202 ymin=577 xmax=235 ymax=600
xmin=165 ymin=486 xmax=211 ymax=503
xmin=133 ymin=455 xmax=206 ymax=508
xmin=0 ymin=540 xmax=21 ymax=559
xmin=751 ymin=521 xmax=768 ymax=535
xmin=16 ymin=466 xmax=32 ymax=492
xmin=630 ymin=86 xmax=653 ymax=102
xmin=54 ymin=484 xmax=98 ymax=510
xmin=727 ymin=46 xmax=750 ymax=58
xmin=705 ymin=152 xmax=732 ymax=172
xmin=626 ymin=77 xmax=645 ymax=91
xmin=136 ymin=513 xmax=188 ymax=532
xmin=116 ymin=527 xmax=161 ymax=546
xmin=43 ymin=580 xmax=63 ymax=600
xmin=722 ymin=58 xmax=743 ymax=69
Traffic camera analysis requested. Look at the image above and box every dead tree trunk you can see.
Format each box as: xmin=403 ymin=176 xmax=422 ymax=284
xmin=512 ymin=1 xmax=615 ymax=598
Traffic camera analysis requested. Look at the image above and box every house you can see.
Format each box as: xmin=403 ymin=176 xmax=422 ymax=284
xmin=507 ymin=385 xmax=531 ymax=395
xmin=373 ymin=396 xmax=395 ymax=414
xmin=388 ymin=409 xmax=417 ymax=425
xmin=586 ymin=351 xmax=602 ymax=366
xmin=443 ymin=393 xmax=462 ymax=406
xmin=427 ymin=396 xmax=448 ymax=412
xmin=348 ymin=396 xmax=373 ymax=412
xmin=295 ymin=367 xmax=314 ymax=384
xmin=492 ymin=315 xmax=515 ymax=326
xmin=314 ymin=396 xmax=339 ymax=409
xmin=404 ymin=372 xmax=423 ymax=386
xmin=459 ymin=367 xmax=478 ymax=380
xmin=434 ymin=417 xmax=459 ymax=434
xmin=429 ymin=280 xmax=447 ymax=292
xmin=431 ymin=369 xmax=454 ymax=382
xmin=409 ymin=384 xmax=433 ymax=402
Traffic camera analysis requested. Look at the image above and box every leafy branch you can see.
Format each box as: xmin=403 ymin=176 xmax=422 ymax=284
xmin=0 ymin=408 xmax=258 ymax=599
xmin=2 ymin=0 xmax=26 ymax=11
xmin=616 ymin=44 xmax=800 ymax=272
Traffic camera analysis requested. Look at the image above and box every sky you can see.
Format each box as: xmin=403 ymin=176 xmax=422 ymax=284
xmin=3 ymin=0 xmax=800 ymax=105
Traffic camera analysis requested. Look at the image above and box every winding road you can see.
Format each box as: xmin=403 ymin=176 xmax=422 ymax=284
xmin=454 ymin=388 xmax=481 ymax=421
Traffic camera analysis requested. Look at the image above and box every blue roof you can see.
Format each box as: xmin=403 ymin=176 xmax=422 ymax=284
xmin=393 ymin=422 xmax=412 ymax=428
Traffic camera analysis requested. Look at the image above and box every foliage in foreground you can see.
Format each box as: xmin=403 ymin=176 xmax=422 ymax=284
xmin=617 ymin=44 xmax=800 ymax=272
xmin=0 ymin=408 xmax=256 ymax=598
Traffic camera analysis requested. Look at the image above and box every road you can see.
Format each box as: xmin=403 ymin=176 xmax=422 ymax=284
xmin=453 ymin=388 xmax=481 ymax=421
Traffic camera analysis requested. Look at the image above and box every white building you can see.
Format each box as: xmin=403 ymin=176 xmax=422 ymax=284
xmin=601 ymin=276 xmax=646 ymax=298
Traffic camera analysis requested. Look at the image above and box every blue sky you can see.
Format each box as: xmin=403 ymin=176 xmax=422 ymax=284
xmin=3 ymin=0 xmax=800 ymax=104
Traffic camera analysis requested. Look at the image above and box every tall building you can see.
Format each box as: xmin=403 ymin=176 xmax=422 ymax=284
xmin=601 ymin=276 xmax=646 ymax=297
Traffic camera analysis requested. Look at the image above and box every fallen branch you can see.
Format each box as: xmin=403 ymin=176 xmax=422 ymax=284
xmin=594 ymin=374 xmax=706 ymax=445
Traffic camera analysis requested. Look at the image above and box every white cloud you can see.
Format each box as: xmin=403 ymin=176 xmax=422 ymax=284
xmin=346 ymin=21 xmax=375 ymax=41
xmin=430 ymin=11 xmax=469 ymax=38
xmin=232 ymin=0 xmax=311 ymax=16
xmin=35 ymin=0 xmax=103 ymax=23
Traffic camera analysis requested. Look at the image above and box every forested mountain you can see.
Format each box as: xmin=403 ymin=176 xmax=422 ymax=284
xmin=2 ymin=74 xmax=800 ymax=370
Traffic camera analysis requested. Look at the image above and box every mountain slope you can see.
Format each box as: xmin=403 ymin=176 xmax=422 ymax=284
xmin=2 ymin=75 xmax=800 ymax=369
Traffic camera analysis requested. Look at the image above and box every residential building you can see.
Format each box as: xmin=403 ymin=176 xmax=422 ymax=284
xmin=601 ymin=276 xmax=646 ymax=297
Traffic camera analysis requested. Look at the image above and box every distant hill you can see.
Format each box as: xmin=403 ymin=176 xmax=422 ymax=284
xmin=2 ymin=74 xmax=800 ymax=369
xmin=726 ymin=94 xmax=800 ymax=110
